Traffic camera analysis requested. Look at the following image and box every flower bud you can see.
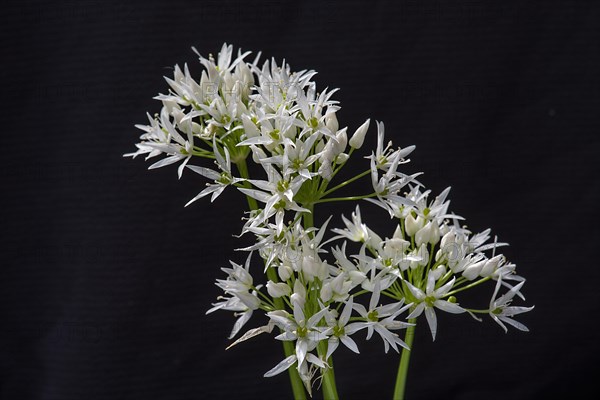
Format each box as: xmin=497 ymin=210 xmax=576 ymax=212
xmin=335 ymin=153 xmax=349 ymax=164
xmin=325 ymin=112 xmax=339 ymax=133
xmin=278 ymin=263 xmax=293 ymax=281
xmin=319 ymin=160 xmax=333 ymax=180
xmin=405 ymin=213 xmax=422 ymax=237
xmin=333 ymin=128 xmax=348 ymax=154
xmin=429 ymin=222 xmax=440 ymax=245
xmin=301 ymin=254 xmax=327 ymax=281
xmin=480 ymin=255 xmax=504 ymax=277
xmin=349 ymin=118 xmax=370 ymax=149
xmin=393 ymin=224 xmax=404 ymax=240
xmin=415 ymin=222 xmax=433 ymax=247
xmin=320 ymin=283 xmax=333 ymax=302
xmin=441 ymin=231 xmax=456 ymax=252
xmin=267 ymin=281 xmax=291 ymax=298
xmin=462 ymin=260 xmax=486 ymax=280
xmin=386 ymin=237 xmax=410 ymax=254
xmin=293 ymin=279 xmax=306 ymax=300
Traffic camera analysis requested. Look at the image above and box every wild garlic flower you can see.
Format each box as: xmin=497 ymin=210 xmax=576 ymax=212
xmin=488 ymin=278 xmax=534 ymax=332
xmin=405 ymin=275 xmax=466 ymax=341
xmin=127 ymin=43 xmax=534 ymax=396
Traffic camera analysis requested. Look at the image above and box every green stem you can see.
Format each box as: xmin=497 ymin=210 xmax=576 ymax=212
xmin=234 ymin=158 xmax=258 ymax=211
xmin=393 ymin=319 xmax=416 ymax=400
xmin=267 ymin=265 xmax=307 ymax=399
xmin=443 ymin=276 xmax=491 ymax=298
xmin=317 ymin=342 xmax=339 ymax=400
xmin=283 ymin=340 xmax=308 ymax=400
xmin=322 ymin=169 xmax=371 ymax=197
xmin=236 ymin=161 xmax=306 ymax=400
xmin=315 ymin=193 xmax=377 ymax=204
xmin=303 ymin=205 xmax=339 ymax=400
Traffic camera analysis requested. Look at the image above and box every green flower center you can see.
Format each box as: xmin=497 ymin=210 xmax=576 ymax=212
xmin=308 ymin=117 xmax=319 ymax=129
xmin=425 ymin=296 xmax=436 ymax=307
xmin=277 ymin=179 xmax=290 ymax=193
xmin=333 ymin=325 xmax=345 ymax=337
xmin=296 ymin=326 xmax=308 ymax=338
xmin=269 ymin=129 xmax=280 ymax=141
xmin=217 ymin=173 xmax=231 ymax=185
xmin=367 ymin=310 xmax=379 ymax=322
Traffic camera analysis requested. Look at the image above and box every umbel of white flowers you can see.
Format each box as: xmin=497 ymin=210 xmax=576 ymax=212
xmin=125 ymin=43 xmax=533 ymax=397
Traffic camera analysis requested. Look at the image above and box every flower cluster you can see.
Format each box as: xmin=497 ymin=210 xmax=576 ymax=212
xmin=126 ymin=43 xmax=533 ymax=397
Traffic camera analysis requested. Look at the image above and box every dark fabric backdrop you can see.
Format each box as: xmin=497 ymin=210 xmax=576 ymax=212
xmin=2 ymin=1 xmax=598 ymax=399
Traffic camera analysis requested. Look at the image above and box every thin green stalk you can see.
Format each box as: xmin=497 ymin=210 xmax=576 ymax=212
xmin=283 ymin=340 xmax=308 ymax=400
xmin=444 ymin=276 xmax=491 ymax=298
xmin=236 ymin=162 xmax=306 ymax=400
xmin=234 ymin=158 xmax=258 ymax=210
xmin=264 ymin=265 xmax=307 ymax=400
xmin=303 ymin=205 xmax=339 ymax=400
xmin=322 ymin=169 xmax=371 ymax=197
xmin=315 ymin=193 xmax=377 ymax=204
xmin=317 ymin=342 xmax=339 ymax=400
xmin=393 ymin=319 xmax=416 ymax=400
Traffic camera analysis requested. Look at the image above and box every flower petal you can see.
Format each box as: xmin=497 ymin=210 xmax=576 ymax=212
xmin=264 ymin=355 xmax=297 ymax=377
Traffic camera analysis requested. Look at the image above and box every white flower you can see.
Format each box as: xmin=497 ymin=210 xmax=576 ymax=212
xmin=265 ymin=304 xmax=330 ymax=392
xmin=125 ymin=107 xmax=194 ymax=179
xmin=322 ymin=297 xmax=361 ymax=359
xmin=185 ymin=143 xmax=239 ymax=206
xmin=320 ymin=272 xmax=352 ymax=302
xmin=215 ymin=256 xmax=261 ymax=311
xmin=239 ymin=166 xmax=309 ymax=232
xmin=489 ymin=279 xmax=534 ymax=332
xmin=331 ymin=205 xmax=382 ymax=247
xmin=405 ymin=275 xmax=466 ymax=340
xmin=206 ymin=295 xmax=253 ymax=339
xmin=347 ymin=281 xmax=413 ymax=353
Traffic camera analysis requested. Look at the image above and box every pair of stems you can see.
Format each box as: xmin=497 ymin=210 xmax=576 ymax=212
xmin=235 ymin=158 xmax=415 ymax=400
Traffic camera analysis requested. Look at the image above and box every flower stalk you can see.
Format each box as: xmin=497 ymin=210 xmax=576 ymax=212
xmin=393 ymin=319 xmax=416 ymax=400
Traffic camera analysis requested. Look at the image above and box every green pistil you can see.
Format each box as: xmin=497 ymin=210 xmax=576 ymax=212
xmin=423 ymin=208 xmax=430 ymax=217
xmin=367 ymin=310 xmax=379 ymax=322
xmin=270 ymin=129 xmax=281 ymax=141
xmin=333 ymin=325 xmax=345 ymax=337
xmin=277 ymin=179 xmax=290 ymax=193
xmin=275 ymin=199 xmax=287 ymax=210
xmin=217 ymin=173 xmax=231 ymax=185
xmin=291 ymin=159 xmax=303 ymax=170
xmin=296 ymin=326 xmax=308 ymax=338
xmin=424 ymin=296 xmax=435 ymax=307
xmin=308 ymin=117 xmax=319 ymax=129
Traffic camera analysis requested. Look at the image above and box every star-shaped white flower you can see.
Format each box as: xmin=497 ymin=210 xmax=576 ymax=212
xmin=185 ymin=142 xmax=239 ymax=206
xmin=347 ymin=281 xmax=413 ymax=353
xmin=489 ymin=278 xmax=534 ymax=332
xmin=405 ymin=275 xmax=466 ymax=340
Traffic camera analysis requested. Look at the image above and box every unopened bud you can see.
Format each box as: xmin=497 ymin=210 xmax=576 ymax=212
xmin=349 ymin=118 xmax=370 ymax=149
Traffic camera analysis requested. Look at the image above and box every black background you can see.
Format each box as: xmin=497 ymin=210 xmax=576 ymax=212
xmin=2 ymin=1 xmax=599 ymax=399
